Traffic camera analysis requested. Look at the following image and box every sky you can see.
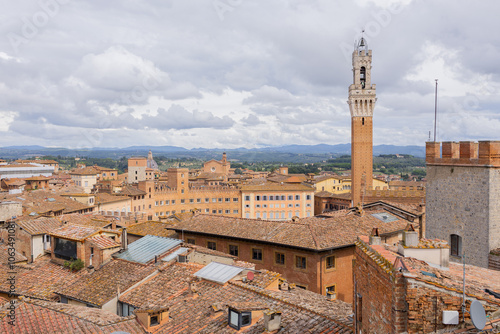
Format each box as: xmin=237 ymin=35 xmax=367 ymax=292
xmin=1 ymin=0 xmax=499 ymax=149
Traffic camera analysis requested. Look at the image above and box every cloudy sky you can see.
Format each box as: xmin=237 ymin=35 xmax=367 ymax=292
xmin=1 ymin=0 xmax=499 ymax=149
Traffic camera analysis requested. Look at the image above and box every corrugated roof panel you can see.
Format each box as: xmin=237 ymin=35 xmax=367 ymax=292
xmin=115 ymin=235 xmax=182 ymax=264
xmin=162 ymin=247 xmax=189 ymax=262
xmin=194 ymin=262 xmax=244 ymax=284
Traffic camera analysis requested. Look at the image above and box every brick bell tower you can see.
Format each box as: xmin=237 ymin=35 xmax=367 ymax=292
xmin=347 ymin=37 xmax=376 ymax=208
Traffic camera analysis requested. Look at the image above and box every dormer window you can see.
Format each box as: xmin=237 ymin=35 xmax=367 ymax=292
xmin=228 ymin=309 xmax=252 ymax=330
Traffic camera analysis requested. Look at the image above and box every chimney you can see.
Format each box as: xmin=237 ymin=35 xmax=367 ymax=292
xmin=326 ymin=291 xmax=337 ymax=301
xmin=122 ymin=227 xmax=128 ymax=251
xmin=264 ymin=310 xmax=282 ymax=332
xmin=403 ymin=224 xmax=419 ymax=247
xmin=369 ymin=228 xmax=381 ymax=245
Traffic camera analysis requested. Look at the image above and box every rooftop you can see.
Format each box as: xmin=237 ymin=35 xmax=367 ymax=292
xmin=168 ymin=210 xmax=410 ymax=251
xmin=0 ymin=298 xmax=144 ymax=333
xmin=240 ymin=181 xmax=313 ymax=192
xmin=357 ymin=236 xmax=500 ymax=307
xmin=55 ymin=259 xmax=158 ymax=307
xmin=127 ymin=221 xmax=177 ymax=238
xmin=0 ymin=256 xmax=86 ymax=301
xmin=114 ymin=235 xmax=183 ymax=264
xmin=15 ymin=217 xmax=62 ymax=235
xmin=50 ymin=224 xmax=100 ymax=241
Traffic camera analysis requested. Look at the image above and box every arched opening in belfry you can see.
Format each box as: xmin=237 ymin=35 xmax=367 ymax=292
xmin=360 ymin=67 xmax=366 ymax=88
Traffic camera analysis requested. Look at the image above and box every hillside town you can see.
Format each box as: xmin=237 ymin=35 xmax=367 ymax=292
xmin=1 ymin=39 xmax=499 ymax=333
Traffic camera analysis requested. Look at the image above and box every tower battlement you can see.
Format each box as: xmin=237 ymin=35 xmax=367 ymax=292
xmin=426 ymin=141 xmax=500 ymax=166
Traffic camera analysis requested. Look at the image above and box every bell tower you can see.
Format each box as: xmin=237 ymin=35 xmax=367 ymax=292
xmin=347 ymin=37 xmax=376 ymax=208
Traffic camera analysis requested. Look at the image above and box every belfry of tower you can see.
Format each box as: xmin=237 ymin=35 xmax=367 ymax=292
xmin=347 ymin=37 xmax=377 ymax=208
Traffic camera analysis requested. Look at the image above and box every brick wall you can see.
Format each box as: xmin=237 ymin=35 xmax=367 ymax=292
xmin=490 ymin=252 xmax=500 ymax=271
xmin=184 ymin=232 xmax=355 ymax=302
xmin=354 ymin=242 xmax=406 ymax=333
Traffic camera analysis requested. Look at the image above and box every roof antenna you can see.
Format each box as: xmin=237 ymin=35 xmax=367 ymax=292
xmin=433 ymin=79 xmax=438 ymax=142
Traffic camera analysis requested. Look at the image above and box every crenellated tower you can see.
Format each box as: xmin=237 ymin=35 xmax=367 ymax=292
xmin=347 ymin=37 xmax=377 ymax=208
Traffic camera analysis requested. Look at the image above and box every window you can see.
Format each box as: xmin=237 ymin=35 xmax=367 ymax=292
xmin=326 ymin=285 xmax=336 ymax=294
xmin=256 ymin=204 xmax=260 ymax=208
xmin=155 ymin=201 xmax=159 ymax=206
xmin=197 ymin=198 xmax=201 ymax=203
xmin=205 ymin=208 xmax=210 ymax=213
xmin=288 ymin=195 xmax=293 ymax=200
xmin=306 ymin=194 xmax=311 ymax=200
xmin=218 ymin=209 xmax=222 ymax=214
xmin=295 ymin=256 xmax=307 ymax=269
xmin=233 ymin=210 xmax=238 ymax=214
xmin=212 ymin=198 xmax=216 ymax=202
xmin=207 ymin=241 xmax=217 ymax=250
xmin=218 ymin=198 xmax=222 ymax=202
xmin=281 ymin=195 xmax=285 ymax=200
xmin=180 ymin=199 xmax=185 ymax=204
xmin=326 ymin=255 xmax=336 ymax=269
xmin=275 ymin=252 xmax=285 ymax=265
xmin=54 ymin=238 xmax=77 ymax=261
xmin=229 ymin=245 xmax=239 ymax=256
xmin=263 ymin=195 xmax=267 ymax=201
xmin=269 ymin=212 xmax=274 ymax=219
xmin=270 ymin=195 xmax=274 ymax=200
xmin=295 ymin=195 xmax=300 ymax=200
xmin=245 ymin=204 xmax=250 ymax=208
xmin=212 ymin=210 xmax=217 ymax=214
xmin=225 ymin=198 xmax=230 ymax=202
xmin=150 ymin=315 xmax=159 ymax=326
xmin=190 ymin=199 xmax=194 ymax=203
xmin=245 ymin=195 xmax=250 ymax=201
xmin=451 ymin=234 xmax=462 ymax=257
xmin=252 ymin=248 xmax=263 ymax=261
xmin=225 ymin=210 xmax=230 ymax=214
xmin=171 ymin=200 xmax=175 ymax=205
xmin=255 ymin=195 xmax=260 ymax=201
xmin=205 ymin=198 xmax=209 ymax=203
xmin=256 ymin=212 xmax=260 ymax=218
xmin=165 ymin=200 xmax=169 ymax=205
xmin=233 ymin=198 xmax=239 ymax=202
xmin=295 ymin=203 xmax=300 ymax=207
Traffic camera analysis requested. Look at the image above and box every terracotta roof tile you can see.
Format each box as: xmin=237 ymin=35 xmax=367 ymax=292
xmin=0 ymin=298 xmax=145 ymax=333
xmin=50 ymin=224 xmax=100 ymax=241
xmin=55 ymin=259 xmax=158 ymax=307
xmin=0 ymin=256 xmax=86 ymax=301
xmin=88 ymin=235 xmax=121 ymax=249
xmin=241 ymin=182 xmax=313 ymax=192
xmin=127 ymin=221 xmax=177 ymax=238
xmin=15 ymin=217 xmax=62 ymax=235
xmin=0 ymin=243 xmax=27 ymax=264
xmin=169 ymin=211 xmax=409 ymax=251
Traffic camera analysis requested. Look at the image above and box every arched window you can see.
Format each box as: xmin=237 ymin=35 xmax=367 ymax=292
xmin=360 ymin=67 xmax=366 ymax=88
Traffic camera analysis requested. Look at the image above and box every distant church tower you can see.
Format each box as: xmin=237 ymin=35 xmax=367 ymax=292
xmin=347 ymin=37 xmax=377 ymax=208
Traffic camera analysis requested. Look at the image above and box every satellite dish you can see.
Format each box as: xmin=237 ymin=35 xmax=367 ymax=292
xmin=247 ymin=271 xmax=254 ymax=281
xmin=470 ymin=300 xmax=486 ymax=330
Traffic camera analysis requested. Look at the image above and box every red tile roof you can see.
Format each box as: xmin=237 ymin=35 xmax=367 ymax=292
xmin=88 ymin=235 xmax=121 ymax=249
xmin=55 ymin=259 xmax=158 ymax=307
xmin=50 ymin=224 xmax=100 ymax=241
xmin=168 ymin=211 xmax=409 ymax=251
xmin=0 ymin=298 xmax=145 ymax=333
xmin=0 ymin=256 xmax=86 ymax=301
xmin=15 ymin=217 xmax=62 ymax=235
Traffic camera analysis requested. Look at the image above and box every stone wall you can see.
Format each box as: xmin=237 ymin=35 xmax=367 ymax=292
xmin=0 ymin=202 xmax=22 ymax=222
xmin=426 ymin=141 xmax=500 ymax=268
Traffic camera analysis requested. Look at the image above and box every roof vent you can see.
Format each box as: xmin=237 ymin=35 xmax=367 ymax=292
xmin=403 ymin=224 xmax=419 ymax=247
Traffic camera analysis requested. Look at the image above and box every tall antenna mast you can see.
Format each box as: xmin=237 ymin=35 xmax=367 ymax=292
xmin=434 ymin=79 xmax=438 ymax=142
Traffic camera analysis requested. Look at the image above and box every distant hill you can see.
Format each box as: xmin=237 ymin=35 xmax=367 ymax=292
xmin=0 ymin=143 xmax=425 ymax=161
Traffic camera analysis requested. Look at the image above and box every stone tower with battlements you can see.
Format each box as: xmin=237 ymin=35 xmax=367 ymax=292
xmin=348 ymin=37 xmax=377 ymax=207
